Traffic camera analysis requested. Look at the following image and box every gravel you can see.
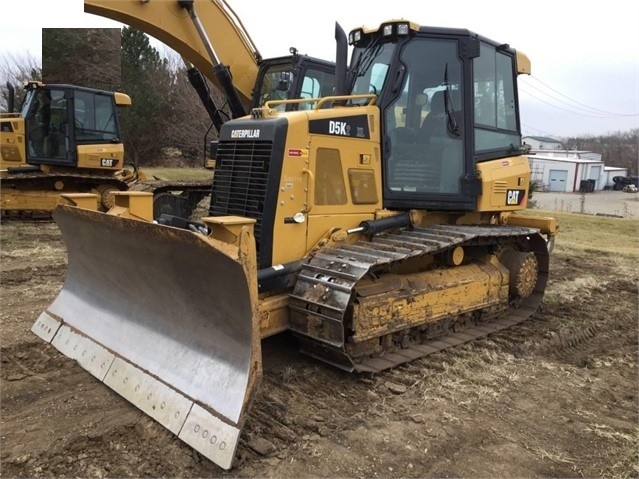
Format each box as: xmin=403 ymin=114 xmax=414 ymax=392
xmin=531 ymin=190 xmax=639 ymax=218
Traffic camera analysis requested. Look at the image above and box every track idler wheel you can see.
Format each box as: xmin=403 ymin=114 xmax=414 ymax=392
xmin=499 ymin=247 xmax=538 ymax=300
xmin=96 ymin=184 xmax=119 ymax=211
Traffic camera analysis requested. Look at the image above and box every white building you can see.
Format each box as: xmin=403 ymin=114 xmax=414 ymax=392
xmin=522 ymin=136 xmax=563 ymax=151
xmin=527 ymin=150 xmax=606 ymax=192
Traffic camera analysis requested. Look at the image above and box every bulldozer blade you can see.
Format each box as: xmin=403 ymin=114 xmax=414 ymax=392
xmin=31 ymin=205 xmax=261 ymax=470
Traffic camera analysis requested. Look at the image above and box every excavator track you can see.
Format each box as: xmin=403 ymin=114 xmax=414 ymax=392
xmin=289 ymin=224 xmax=549 ymax=373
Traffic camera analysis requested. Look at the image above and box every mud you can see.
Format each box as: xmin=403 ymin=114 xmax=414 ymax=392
xmin=1 ymin=219 xmax=637 ymax=478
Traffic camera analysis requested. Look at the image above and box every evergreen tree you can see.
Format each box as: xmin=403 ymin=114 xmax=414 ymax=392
xmin=119 ymin=27 xmax=173 ymax=165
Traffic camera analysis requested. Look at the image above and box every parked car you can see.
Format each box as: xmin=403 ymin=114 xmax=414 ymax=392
xmin=612 ymin=175 xmax=639 ymax=190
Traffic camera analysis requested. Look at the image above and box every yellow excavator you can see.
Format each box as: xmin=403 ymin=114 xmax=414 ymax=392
xmin=1 ymin=0 xmax=336 ymax=218
xmin=83 ymin=0 xmax=337 ymax=162
xmin=32 ymin=6 xmax=559 ymax=472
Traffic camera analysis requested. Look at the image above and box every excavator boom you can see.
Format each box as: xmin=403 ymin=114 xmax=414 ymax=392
xmin=85 ymin=0 xmax=261 ymax=110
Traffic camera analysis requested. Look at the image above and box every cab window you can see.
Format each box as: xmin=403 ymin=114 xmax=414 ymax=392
xmin=74 ymin=91 xmax=118 ymax=142
xmin=473 ymin=42 xmax=519 ymax=152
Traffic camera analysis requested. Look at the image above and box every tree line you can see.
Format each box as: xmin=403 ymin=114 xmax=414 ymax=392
xmin=1 ymin=27 xmax=636 ymax=173
xmin=564 ymin=131 xmax=638 ymax=175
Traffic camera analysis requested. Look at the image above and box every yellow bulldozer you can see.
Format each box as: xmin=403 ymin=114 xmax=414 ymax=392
xmin=32 ymin=1 xmax=558 ymax=472
xmin=1 ymin=81 xmax=142 ymax=216
xmin=0 ymin=80 xmax=215 ymax=219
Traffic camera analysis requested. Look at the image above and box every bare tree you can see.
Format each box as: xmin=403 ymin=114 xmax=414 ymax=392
xmin=0 ymin=52 xmax=41 ymax=112
xmin=160 ymin=47 xmax=228 ymax=164
xmin=566 ymin=129 xmax=639 ymax=174
xmin=41 ymin=28 xmax=121 ymax=89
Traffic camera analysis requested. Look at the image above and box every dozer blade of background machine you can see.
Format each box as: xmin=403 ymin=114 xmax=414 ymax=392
xmin=31 ymin=205 xmax=261 ymax=470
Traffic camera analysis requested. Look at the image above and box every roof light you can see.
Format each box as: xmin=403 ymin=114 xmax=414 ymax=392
xmin=348 ymin=29 xmax=363 ymax=45
xmin=383 ymin=24 xmax=393 ymax=36
xmin=397 ymin=23 xmax=409 ymax=35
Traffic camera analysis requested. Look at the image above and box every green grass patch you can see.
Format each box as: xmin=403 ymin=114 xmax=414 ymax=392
xmin=525 ymin=209 xmax=639 ymax=257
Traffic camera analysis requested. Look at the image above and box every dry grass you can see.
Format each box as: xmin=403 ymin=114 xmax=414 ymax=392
xmin=523 ymin=209 xmax=639 ymax=257
xmin=142 ymin=167 xmax=214 ymax=182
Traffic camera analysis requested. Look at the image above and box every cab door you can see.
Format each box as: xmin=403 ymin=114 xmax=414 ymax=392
xmin=25 ymin=87 xmax=75 ymax=167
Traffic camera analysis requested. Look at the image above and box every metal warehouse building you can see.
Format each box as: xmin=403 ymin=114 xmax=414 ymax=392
xmin=527 ymin=150 xmax=629 ymax=192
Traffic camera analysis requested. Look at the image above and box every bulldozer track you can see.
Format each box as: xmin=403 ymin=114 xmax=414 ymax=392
xmin=1 ymin=175 xmax=211 ymax=220
xmin=289 ymin=224 xmax=549 ymax=374
xmin=2 ymin=171 xmax=131 ymax=191
xmin=1 ymin=171 xmax=131 ymax=219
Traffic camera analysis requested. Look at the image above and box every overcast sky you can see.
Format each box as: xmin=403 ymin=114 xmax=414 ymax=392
xmin=2 ymin=0 xmax=638 ymax=138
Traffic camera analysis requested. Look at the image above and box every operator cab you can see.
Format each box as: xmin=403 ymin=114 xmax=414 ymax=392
xmin=252 ymin=52 xmax=336 ymax=111
xmin=21 ymin=82 xmax=127 ymax=168
xmin=347 ymin=21 xmax=527 ymax=211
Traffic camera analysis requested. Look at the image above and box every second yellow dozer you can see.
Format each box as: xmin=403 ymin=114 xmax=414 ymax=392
xmin=0 ymin=81 xmax=140 ymax=217
xmin=33 ymin=20 xmax=558 ymax=470
xmin=1 ymin=81 xmax=212 ymax=219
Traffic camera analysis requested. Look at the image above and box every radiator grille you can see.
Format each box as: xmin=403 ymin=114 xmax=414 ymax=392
xmin=209 ymin=140 xmax=273 ymax=249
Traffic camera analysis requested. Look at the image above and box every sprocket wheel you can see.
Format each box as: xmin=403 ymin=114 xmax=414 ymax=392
xmin=499 ymin=247 xmax=538 ymax=299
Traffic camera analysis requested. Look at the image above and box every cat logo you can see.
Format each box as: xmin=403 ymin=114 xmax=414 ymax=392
xmin=100 ymin=158 xmax=119 ymax=168
xmin=506 ymin=189 xmax=526 ymax=206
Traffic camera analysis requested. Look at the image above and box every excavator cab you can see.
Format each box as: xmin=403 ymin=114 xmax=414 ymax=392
xmin=253 ymin=54 xmax=335 ymax=111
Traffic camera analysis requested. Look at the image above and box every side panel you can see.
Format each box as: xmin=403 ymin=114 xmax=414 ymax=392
xmin=76 ymin=143 xmax=126 ymax=170
xmin=303 ymin=111 xmax=383 ymax=252
xmin=476 ymin=155 xmax=531 ymax=211
xmin=0 ymin=116 xmax=26 ymax=169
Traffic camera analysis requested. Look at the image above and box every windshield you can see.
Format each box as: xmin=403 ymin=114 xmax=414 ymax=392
xmin=383 ymin=37 xmax=465 ymax=195
xmin=258 ymin=65 xmax=294 ymax=110
xmin=20 ymin=89 xmax=36 ymax=117
xmin=349 ymin=42 xmax=395 ymax=97
xmin=258 ymin=62 xmax=335 ymax=111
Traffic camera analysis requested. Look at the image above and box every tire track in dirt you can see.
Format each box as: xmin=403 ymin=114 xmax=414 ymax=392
xmin=1 ymin=263 xmax=66 ymax=286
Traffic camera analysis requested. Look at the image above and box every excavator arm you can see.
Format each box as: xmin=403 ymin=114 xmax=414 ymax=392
xmin=84 ymin=0 xmax=261 ymax=114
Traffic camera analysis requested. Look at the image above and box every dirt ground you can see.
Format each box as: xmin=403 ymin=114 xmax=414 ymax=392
xmin=1 ymin=204 xmax=638 ymax=478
